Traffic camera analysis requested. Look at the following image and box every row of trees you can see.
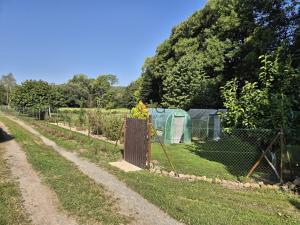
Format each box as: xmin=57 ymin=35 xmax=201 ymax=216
xmin=7 ymin=74 xmax=135 ymax=111
xmin=137 ymin=0 xmax=299 ymax=112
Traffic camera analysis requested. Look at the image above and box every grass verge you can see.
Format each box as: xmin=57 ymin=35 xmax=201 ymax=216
xmin=152 ymin=143 xmax=237 ymax=180
xmin=0 ymin=115 xmax=129 ymax=225
xmin=20 ymin=116 xmax=300 ymax=225
xmin=0 ymin=129 xmax=30 ymax=225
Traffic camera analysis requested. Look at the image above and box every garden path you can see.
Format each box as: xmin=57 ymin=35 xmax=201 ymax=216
xmin=0 ymin=123 xmax=77 ymax=225
xmin=6 ymin=115 xmax=183 ymax=225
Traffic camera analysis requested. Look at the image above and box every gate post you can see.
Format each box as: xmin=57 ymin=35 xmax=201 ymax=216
xmin=147 ymin=117 xmax=152 ymax=167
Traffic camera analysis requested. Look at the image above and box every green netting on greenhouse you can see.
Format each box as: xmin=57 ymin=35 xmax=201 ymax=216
xmin=149 ymin=108 xmax=191 ymax=144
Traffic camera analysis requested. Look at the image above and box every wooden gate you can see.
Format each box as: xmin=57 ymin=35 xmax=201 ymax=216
xmin=124 ymin=118 xmax=150 ymax=168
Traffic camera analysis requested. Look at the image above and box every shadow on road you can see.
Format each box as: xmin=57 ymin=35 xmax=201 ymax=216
xmin=0 ymin=128 xmax=14 ymax=143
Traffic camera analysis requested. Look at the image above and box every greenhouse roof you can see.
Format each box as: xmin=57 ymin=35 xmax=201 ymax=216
xmin=149 ymin=108 xmax=188 ymax=117
xmin=188 ymin=109 xmax=217 ymax=120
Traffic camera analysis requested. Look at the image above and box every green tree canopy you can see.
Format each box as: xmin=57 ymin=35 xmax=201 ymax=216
xmin=0 ymin=73 xmax=16 ymax=105
xmin=139 ymin=0 xmax=299 ymax=110
xmin=11 ymin=80 xmax=52 ymax=110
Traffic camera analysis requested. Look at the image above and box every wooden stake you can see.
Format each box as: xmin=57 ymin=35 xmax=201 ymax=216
xmin=153 ymin=128 xmax=176 ymax=172
xmin=246 ymin=132 xmax=280 ymax=179
xmin=147 ymin=119 xmax=152 ymax=167
xmin=279 ymin=129 xmax=284 ymax=183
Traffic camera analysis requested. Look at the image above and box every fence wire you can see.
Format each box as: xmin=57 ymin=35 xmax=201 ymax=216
xmin=191 ymin=119 xmax=300 ymax=182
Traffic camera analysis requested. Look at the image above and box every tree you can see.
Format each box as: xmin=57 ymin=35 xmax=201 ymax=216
xmin=122 ymin=77 xmax=143 ymax=108
xmin=221 ymin=50 xmax=300 ymax=129
xmin=11 ymin=80 xmax=52 ymax=111
xmin=0 ymin=73 xmax=16 ymax=105
xmin=65 ymin=74 xmax=92 ymax=107
xmin=0 ymin=84 xmax=6 ymax=105
xmin=139 ymin=0 xmax=299 ymax=109
xmin=92 ymin=74 xmax=118 ymax=108
xmin=49 ymin=84 xmax=67 ymax=109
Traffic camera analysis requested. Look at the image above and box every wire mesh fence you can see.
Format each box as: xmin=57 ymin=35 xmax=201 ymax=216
xmin=1 ymin=105 xmax=299 ymax=183
xmin=190 ymin=119 xmax=300 ymax=182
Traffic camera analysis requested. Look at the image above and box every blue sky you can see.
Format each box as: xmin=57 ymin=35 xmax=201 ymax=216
xmin=0 ymin=0 xmax=206 ymax=86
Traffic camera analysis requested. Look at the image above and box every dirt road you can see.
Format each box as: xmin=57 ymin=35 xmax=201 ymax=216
xmin=0 ymin=123 xmax=77 ymax=225
xmin=5 ymin=115 xmax=183 ymax=225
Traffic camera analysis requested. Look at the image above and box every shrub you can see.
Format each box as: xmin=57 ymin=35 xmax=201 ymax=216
xmin=102 ymin=115 xmax=123 ymax=141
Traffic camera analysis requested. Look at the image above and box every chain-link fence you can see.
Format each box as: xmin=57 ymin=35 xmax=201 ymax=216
xmin=190 ymin=119 xmax=300 ymax=182
xmin=1 ymin=105 xmax=299 ymax=183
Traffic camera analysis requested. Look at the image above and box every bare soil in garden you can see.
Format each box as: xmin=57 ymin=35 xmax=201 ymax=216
xmin=0 ymin=123 xmax=77 ymax=225
xmin=6 ymin=115 xmax=182 ymax=225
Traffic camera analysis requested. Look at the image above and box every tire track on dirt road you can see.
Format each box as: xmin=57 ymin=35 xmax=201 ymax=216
xmin=6 ymin=115 xmax=183 ymax=225
xmin=0 ymin=122 xmax=77 ymax=225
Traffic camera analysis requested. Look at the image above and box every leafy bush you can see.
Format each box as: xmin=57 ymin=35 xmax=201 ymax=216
xmin=102 ymin=115 xmax=123 ymax=141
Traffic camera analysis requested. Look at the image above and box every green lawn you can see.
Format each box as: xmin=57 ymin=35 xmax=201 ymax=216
xmin=0 ymin=130 xmax=30 ymax=225
xmin=152 ymin=143 xmax=237 ymax=180
xmin=18 ymin=116 xmax=300 ymax=225
xmin=0 ymin=115 xmax=129 ymax=225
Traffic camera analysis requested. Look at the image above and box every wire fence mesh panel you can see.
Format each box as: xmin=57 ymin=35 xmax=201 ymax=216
xmin=189 ymin=120 xmax=285 ymax=182
xmin=286 ymin=129 xmax=300 ymax=178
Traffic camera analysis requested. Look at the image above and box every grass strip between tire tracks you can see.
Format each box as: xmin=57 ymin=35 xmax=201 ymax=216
xmin=0 ymin=129 xmax=30 ymax=225
xmin=0 ymin=114 xmax=129 ymax=225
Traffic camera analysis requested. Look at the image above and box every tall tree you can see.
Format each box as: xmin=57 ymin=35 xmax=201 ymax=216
xmin=11 ymin=80 xmax=52 ymax=110
xmin=122 ymin=77 xmax=143 ymax=108
xmin=92 ymin=74 xmax=118 ymax=108
xmin=222 ymin=50 xmax=300 ymax=129
xmin=65 ymin=74 xmax=92 ymax=107
xmin=139 ymin=0 xmax=299 ymax=109
xmin=0 ymin=73 xmax=16 ymax=105
xmin=0 ymin=84 xmax=6 ymax=105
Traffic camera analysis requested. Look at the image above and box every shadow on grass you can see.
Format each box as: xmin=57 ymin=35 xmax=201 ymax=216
xmin=0 ymin=128 xmax=14 ymax=143
xmin=187 ymin=130 xmax=277 ymax=181
xmin=290 ymin=199 xmax=300 ymax=211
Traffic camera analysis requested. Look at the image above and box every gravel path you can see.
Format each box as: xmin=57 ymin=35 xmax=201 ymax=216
xmin=6 ymin=115 xmax=183 ymax=225
xmin=0 ymin=122 xmax=77 ymax=225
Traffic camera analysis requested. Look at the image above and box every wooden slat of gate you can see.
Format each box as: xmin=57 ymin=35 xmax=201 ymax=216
xmin=124 ymin=118 xmax=148 ymax=168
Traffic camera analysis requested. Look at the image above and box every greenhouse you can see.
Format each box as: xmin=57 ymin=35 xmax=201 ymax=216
xmin=149 ymin=108 xmax=191 ymax=144
xmin=188 ymin=109 xmax=226 ymax=141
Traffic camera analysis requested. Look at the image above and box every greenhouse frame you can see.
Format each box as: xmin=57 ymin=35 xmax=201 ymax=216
xmin=149 ymin=108 xmax=191 ymax=144
xmin=188 ymin=109 xmax=226 ymax=141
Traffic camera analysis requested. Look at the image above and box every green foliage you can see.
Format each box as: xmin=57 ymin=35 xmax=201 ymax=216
xmin=11 ymin=80 xmax=52 ymax=111
xmin=139 ymin=0 xmax=299 ymax=109
xmin=122 ymin=77 xmax=143 ymax=108
xmin=0 ymin=84 xmax=6 ymax=105
xmin=222 ymin=50 xmax=300 ymax=129
xmin=0 ymin=73 xmax=16 ymax=105
xmin=102 ymin=115 xmax=123 ymax=141
xmin=63 ymin=74 xmax=120 ymax=108
xmin=130 ymin=101 xmax=149 ymax=119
